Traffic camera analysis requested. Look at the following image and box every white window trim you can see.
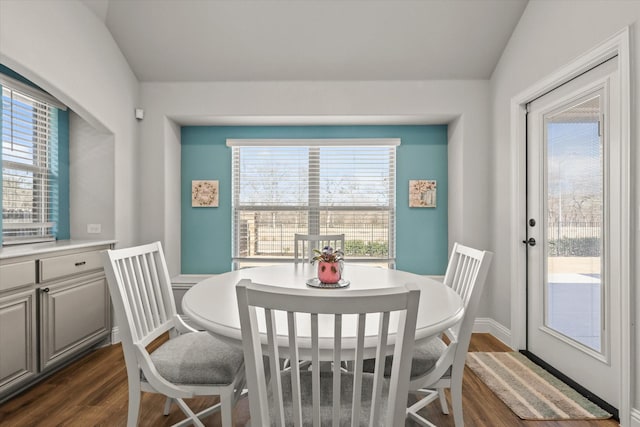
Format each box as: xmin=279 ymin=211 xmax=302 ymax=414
xmin=227 ymin=138 xmax=400 ymax=147
xmin=230 ymin=138 xmax=399 ymax=269
xmin=2 ymin=76 xmax=60 ymax=245
xmin=0 ymin=72 xmax=66 ymax=111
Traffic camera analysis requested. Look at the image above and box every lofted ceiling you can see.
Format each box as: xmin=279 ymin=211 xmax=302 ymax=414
xmin=81 ymin=0 xmax=528 ymax=83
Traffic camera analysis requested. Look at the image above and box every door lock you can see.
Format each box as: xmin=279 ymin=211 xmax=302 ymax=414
xmin=522 ymin=238 xmax=536 ymax=247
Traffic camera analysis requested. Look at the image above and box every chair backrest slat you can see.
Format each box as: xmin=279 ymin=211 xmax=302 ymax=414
xmin=310 ymin=312 xmax=321 ymax=427
xmin=122 ymin=257 xmax=149 ymax=338
xmin=133 ymin=255 xmax=155 ymax=332
xmin=141 ymin=252 xmax=164 ymax=325
xmin=369 ymin=311 xmax=390 ymax=424
xmin=264 ymin=307 xmax=285 ymax=426
xmin=443 ymin=242 xmax=493 ymax=354
xmin=236 ymin=279 xmax=420 ymax=426
xmin=350 ymin=312 xmax=366 ymax=427
xmin=332 ymin=314 xmax=342 ymax=427
xmin=103 ymin=242 xmax=178 ymax=346
xmin=287 ymin=312 xmax=303 ymax=427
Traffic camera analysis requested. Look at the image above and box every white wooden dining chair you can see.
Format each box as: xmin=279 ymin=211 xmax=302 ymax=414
xmin=236 ymin=279 xmax=420 ymax=426
xmin=404 ymin=243 xmax=493 ymax=427
xmin=293 ymin=233 xmax=345 ymax=264
xmin=102 ymin=242 xmax=246 ymax=427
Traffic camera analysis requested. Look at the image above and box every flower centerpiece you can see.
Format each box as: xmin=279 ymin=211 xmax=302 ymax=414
xmin=312 ymin=246 xmax=344 ymax=284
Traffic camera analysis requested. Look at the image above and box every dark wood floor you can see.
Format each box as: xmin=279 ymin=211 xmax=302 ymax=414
xmin=0 ymin=333 xmax=619 ymax=426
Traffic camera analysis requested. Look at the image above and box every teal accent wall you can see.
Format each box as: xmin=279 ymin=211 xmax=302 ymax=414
xmin=56 ymin=109 xmax=70 ymax=239
xmin=181 ymin=125 xmax=448 ymax=275
xmin=0 ymin=65 xmax=69 ymax=243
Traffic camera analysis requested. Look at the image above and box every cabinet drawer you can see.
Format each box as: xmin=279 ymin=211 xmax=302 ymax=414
xmin=0 ymin=261 xmax=36 ymax=293
xmin=39 ymin=251 xmax=103 ymax=282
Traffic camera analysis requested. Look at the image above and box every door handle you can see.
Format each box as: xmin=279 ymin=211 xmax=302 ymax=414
xmin=522 ymin=238 xmax=536 ymax=247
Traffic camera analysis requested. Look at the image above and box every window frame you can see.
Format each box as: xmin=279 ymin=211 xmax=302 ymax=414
xmin=1 ymin=73 xmax=64 ymax=245
xmin=228 ymin=138 xmax=399 ymax=269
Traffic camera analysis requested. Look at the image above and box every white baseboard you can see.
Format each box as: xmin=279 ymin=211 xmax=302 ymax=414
xmin=473 ymin=317 xmax=513 ymax=349
xmin=111 ymin=326 xmax=120 ymax=344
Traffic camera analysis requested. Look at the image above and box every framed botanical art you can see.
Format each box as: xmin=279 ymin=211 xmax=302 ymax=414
xmin=192 ymin=180 xmax=219 ymax=207
xmin=409 ymin=180 xmax=437 ymax=208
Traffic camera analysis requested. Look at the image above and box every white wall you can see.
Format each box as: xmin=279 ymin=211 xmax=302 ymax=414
xmin=0 ymin=0 xmax=139 ymax=248
xmin=490 ymin=0 xmax=639 ymax=417
xmin=139 ymin=80 xmax=493 ymax=280
xmin=163 ymin=118 xmax=182 ymax=277
xmin=69 ymin=112 xmax=115 ymax=240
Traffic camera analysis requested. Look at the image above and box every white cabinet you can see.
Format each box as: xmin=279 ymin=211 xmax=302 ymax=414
xmin=0 ymin=288 xmax=37 ymax=395
xmin=0 ymin=241 xmax=113 ymax=401
xmin=39 ymin=271 xmax=110 ymax=370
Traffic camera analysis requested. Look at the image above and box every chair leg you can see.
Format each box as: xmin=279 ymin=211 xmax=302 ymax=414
xmin=163 ymin=397 xmax=173 ymax=415
xmin=450 ymin=372 xmax=464 ymax=427
xmin=437 ymin=388 xmax=449 ymax=414
xmin=126 ymin=381 xmax=142 ymax=427
xmin=220 ymin=388 xmax=234 ymax=427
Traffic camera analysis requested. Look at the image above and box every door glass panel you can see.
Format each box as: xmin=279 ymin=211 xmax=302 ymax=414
xmin=545 ymin=94 xmax=603 ymax=352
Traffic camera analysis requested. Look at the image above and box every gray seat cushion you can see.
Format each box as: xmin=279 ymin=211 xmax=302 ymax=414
xmin=148 ymin=331 xmax=244 ymax=385
xmin=271 ymin=370 xmax=389 ymax=426
xmin=362 ymin=336 xmax=449 ymax=379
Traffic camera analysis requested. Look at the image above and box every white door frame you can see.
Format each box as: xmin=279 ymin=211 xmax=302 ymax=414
xmin=509 ymin=27 xmax=631 ymax=425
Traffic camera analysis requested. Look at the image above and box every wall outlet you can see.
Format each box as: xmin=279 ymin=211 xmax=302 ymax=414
xmin=87 ymin=223 xmax=102 ymax=234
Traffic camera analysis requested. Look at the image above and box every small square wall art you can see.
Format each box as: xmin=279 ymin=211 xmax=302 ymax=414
xmin=192 ymin=180 xmax=219 ymax=207
xmin=409 ymin=180 xmax=437 ymax=208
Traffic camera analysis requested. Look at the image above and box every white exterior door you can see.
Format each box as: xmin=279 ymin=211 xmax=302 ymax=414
xmin=525 ymin=57 xmax=620 ymax=409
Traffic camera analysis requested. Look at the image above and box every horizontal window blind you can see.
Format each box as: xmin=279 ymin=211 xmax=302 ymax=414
xmin=2 ymin=85 xmax=57 ymax=244
xmin=231 ymin=140 xmax=397 ymax=268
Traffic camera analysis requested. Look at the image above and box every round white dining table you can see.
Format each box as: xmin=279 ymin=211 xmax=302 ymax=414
xmin=182 ymin=263 xmax=464 ymax=360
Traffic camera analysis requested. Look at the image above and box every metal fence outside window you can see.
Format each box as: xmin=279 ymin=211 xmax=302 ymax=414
xmin=238 ymin=221 xmax=389 ymax=258
xmin=548 ymin=221 xmax=601 ymax=257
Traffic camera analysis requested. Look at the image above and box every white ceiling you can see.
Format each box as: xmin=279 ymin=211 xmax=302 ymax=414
xmin=81 ymin=0 xmax=528 ymax=83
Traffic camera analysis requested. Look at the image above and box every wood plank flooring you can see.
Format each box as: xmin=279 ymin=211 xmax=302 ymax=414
xmin=0 ymin=333 xmax=619 ymax=426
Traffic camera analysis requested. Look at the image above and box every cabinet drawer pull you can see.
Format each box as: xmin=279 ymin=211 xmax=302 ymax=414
xmin=75 ymin=261 xmax=87 ymax=267
xmin=41 ymin=288 xmax=50 ymax=293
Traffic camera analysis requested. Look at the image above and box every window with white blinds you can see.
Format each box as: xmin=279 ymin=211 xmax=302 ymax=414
xmin=2 ymin=84 xmax=58 ymax=244
xmin=228 ymin=139 xmax=398 ymax=268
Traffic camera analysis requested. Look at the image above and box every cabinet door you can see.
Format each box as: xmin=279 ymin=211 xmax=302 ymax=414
xmin=0 ymin=289 xmax=37 ymax=394
xmin=40 ymin=272 xmax=110 ymax=370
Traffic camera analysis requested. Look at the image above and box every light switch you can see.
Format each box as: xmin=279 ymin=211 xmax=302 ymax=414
xmin=87 ymin=224 xmax=102 ymax=234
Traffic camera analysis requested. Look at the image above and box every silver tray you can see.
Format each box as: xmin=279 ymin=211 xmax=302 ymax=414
xmin=305 ymin=278 xmax=350 ymax=289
